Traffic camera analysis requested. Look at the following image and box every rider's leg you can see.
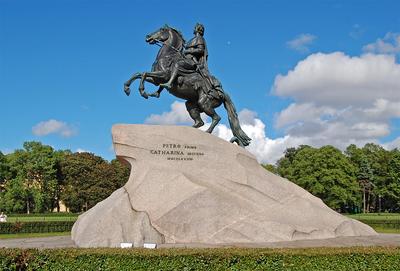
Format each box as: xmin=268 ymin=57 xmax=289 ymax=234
xmin=160 ymin=58 xmax=198 ymax=89
xmin=185 ymin=100 xmax=204 ymax=128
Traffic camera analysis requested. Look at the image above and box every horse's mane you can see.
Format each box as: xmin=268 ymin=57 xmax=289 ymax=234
xmin=165 ymin=25 xmax=186 ymax=45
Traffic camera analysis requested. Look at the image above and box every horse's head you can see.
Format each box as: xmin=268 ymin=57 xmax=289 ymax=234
xmin=145 ymin=25 xmax=185 ymax=50
xmin=145 ymin=26 xmax=170 ymax=44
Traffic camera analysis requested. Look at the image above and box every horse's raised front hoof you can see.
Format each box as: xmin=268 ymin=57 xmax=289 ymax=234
xmin=124 ymin=85 xmax=131 ymax=96
xmin=159 ymin=83 xmax=172 ymax=89
xmin=149 ymin=92 xmax=160 ymax=98
xmin=141 ymin=92 xmax=149 ymax=99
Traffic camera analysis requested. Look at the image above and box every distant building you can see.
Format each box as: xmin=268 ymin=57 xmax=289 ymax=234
xmin=53 ymin=200 xmax=69 ymax=213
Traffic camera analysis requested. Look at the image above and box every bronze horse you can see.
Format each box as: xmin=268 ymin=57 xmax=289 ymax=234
xmin=124 ymin=25 xmax=251 ymax=147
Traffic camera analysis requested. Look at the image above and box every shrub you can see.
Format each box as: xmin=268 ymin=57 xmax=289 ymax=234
xmin=7 ymin=213 xmax=78 ymax=218
xmin=0 ymin=247 xmax=400 ymax=271
xmin=0 ymin=221 xmax=74 ymax=234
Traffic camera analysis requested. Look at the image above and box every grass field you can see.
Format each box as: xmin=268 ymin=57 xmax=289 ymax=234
xmin=6 ymin=214 xmax=78 ymax=223
xmin=372 ymin=228 xmax=400 ymax=233
xmin=0 ymin=232 xmax=70 ymax=239
xmin=346 ymin=213 xmax=400 ymax=221
xmin=0 ymin=214 xmax=77 ymax=238
xmin=346 ymin=213 xmax=400 ymax=233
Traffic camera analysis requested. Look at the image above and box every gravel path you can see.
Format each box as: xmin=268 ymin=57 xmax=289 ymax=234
xmin=1 ymin=234 xmax=400 ymax=249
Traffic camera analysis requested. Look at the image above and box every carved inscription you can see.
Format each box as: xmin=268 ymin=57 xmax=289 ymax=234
xmin=150 ymin=143 xmax=204 ymax=161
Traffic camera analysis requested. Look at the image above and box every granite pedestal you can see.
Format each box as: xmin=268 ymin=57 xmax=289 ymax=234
xmin=72 ymin=124 xmax=376 ymax=248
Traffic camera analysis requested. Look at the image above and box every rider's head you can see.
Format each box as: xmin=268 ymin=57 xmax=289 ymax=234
xmin=194 ymin=23 xmax=205 ymax=36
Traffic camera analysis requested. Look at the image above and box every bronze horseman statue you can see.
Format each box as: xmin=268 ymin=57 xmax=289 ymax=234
xmin=124 ymin=24 xmax=251 ymax=147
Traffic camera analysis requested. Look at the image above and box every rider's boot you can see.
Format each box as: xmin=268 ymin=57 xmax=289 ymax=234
xmin=160 ymin=66 xmax=179 ymax=89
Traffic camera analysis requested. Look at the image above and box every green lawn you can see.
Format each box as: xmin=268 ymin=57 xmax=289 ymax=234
xmin=6 ymin=214 xmax=78 ymax=223
xmin=346 ymin=213 xmax=400 ymax=221
xmin=372 ymin=228 xmax=400 ymax=234
xmin=0 ymin=232 xmax=71 ymax=239
xmin=345 ymin=213 xmax=400 ymax=234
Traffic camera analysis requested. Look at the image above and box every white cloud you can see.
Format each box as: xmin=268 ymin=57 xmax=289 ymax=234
xmin=383 ymin=137 xmax=400 ymax=150
xmin=143 ymin=103 xmax=304 ymax=164
xmin=275 ymin=103 xmax=336 ymax=129
xmin=238 ymin=109 xmax=258 ymax=125
xmin=363 ymin=32 xmax=400 ymax=55
xmin=272 ymin=51 xmax=400 ymax=152
xmin=76 ymin=148 xmax=89 ymax=153
xmin=286 ymin=33 xmax=317 ymax=53
xmin=273 ymin=52 xmax=400 ymax=106
xmin=225 ymin=121 xmax=306 ymax=164
xmin=0 ymin=149 xmax=13 ymax=155
xmin=142 ymin=99 xmax=398 ymax=165
xmin=145 ymin=101 xmax=194 ymax=125
xmin=364 ymin=99 xmax=400 ymax=119
xmin=144 ymin=49 xmax=400 ymax=165
xmin=32 ymin=119 xmax=77 ymax=137
xmin=209 ymin=114 xmax=315 ymax=164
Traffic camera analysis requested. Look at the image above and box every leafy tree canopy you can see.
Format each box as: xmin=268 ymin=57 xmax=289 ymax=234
xmin=277 ymin=145 xmax=359 ymax=211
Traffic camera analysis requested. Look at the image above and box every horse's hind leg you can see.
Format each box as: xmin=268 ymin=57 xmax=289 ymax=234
xmin=185 ymin=101 xmax=204 ymax=128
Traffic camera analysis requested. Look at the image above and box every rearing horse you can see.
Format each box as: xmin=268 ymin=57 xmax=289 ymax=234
xmin=124 ymin=25 xmax=251 ymax=147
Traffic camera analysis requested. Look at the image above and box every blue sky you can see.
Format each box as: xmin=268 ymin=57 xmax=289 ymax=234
xmin=1 ymin=0 xmax=400 ymax=163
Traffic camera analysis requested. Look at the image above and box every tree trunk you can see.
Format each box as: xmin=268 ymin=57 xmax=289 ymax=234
xmin=363 ymin=187 xmax=366 ymax=213
xmin=26 ymin=200 xmax=30 ymax=214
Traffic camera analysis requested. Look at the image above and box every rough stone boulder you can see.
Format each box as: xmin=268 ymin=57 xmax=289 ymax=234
xmin=72 ymin=124 xmax=376 ymax=247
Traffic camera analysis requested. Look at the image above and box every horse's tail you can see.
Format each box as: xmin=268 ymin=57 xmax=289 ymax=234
xmin=223 ymin=92 xmax=252 ymax=147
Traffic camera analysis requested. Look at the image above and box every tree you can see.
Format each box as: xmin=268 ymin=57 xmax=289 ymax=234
xmin=0 ymin=151 xmax=10 ymax=185
xmin=4 ymin=142 xmax=60 ymax=213
xmin=1 ymin=177 xmax=27 ymax=212
xmin=346 ymin=143 xmax=393 ymax=212
xmin=0 ymin=152 xmax=7 ymax=210
xmin=53 ymin=150 xmax=70 ymax=212
xmin=277 ymin=145 xmax=359 ymax=211
xmin=110 ymin=159 xmax=130 ymax=187
xmin=277 ymin=145 xmax=310 ymax=178
xmin=357 ymin=158 xmax=374 ymax=213
xmin=387 ymin=149 xmax=400 ymax=211
xmin=60 ymin=153 xmax=129 ymax=212
xmin=262 ymin=164 xmax=278 ymax=175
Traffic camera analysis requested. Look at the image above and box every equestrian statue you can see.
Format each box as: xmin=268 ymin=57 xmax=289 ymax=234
xmin=123 ymin=23 xmax=251 ymax=147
